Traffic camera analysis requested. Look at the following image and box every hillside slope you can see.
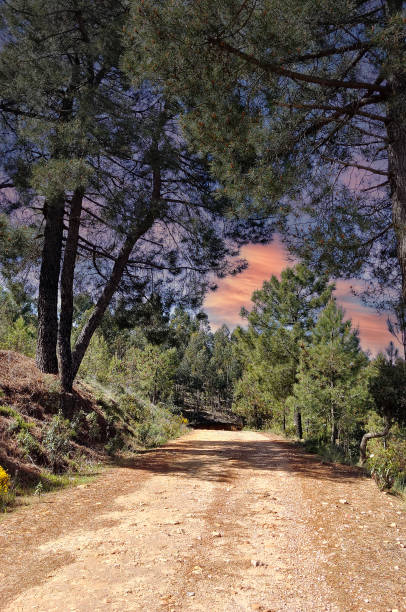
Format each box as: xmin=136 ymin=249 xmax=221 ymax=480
xmin=0 ymin=350 xmax=123 ymax=485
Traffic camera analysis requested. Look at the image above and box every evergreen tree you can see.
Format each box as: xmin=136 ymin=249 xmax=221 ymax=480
xmin=125 ymin=0 xmax=406 ymax=306
xmin=125 ymin=344 xmax=178 ymax=403
xmin=209 ymin=325 xmax=241 ymax=402
xmin=234 ymin=264 xmax=334 ymax=435
xmin=0 ymin=0 xmax=129 ymax=373
xmin=360 ymin=352 xmax=406 ymax=462
xmin=177 ymin=328 xmax=212 ymax=393
xmin=291 ymin=301 xmax=369 ymax=449
xmin=168 ymin=307 xmax=200 ymax=353
xmin=233 ymin=327 xmax=295 ymax=430
xmin=0 ymin=1 xmax=274 ymax=396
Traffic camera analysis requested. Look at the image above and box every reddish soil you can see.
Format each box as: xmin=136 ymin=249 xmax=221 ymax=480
xmin=0 ymin=429 xmax=405 ymax=611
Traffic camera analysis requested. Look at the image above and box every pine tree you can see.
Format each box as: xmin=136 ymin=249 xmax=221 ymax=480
xmin=234 ymin=264 xmax=334 ymax=435
xmin=291 ymin=301 xmax=369 ymax=449
xmin=209 ymin=325 xmax=241 ymax=403
xmin=1 ymin=2 xmax=275 ymax=397
xmin=177 ymin=329 xmax=212 ymax=393
xmin=360 ymin=352 xmax=406 ymax=462
xmin=0 ymin=0 xmax=128 ymax=373
xmin=125 ymin=0 xmax=406 ymax=305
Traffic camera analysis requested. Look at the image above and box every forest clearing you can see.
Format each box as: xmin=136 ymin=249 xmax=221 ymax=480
xmin=1 ymin=429 xmax=405 ymax=612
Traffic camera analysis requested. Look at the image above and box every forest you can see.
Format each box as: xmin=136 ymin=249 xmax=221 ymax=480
xmin=1 ymin=0 xmax=406 ymax=511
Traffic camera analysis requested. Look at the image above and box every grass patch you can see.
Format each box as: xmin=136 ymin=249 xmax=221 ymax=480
xmin=0 ymin=463 xmax=105 ymax=516
xmin=0 ymin=404 xmax=18 ymax=418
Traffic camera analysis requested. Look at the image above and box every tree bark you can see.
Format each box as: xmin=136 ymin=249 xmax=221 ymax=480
xmin=359 ymin=416 xmax=392 ymax=464
xmin=58 ymin=188 xmax=84 ymax=393
xmin=330 ymin=402 xmax=337 ymax=445
xmin=71 ymin=232 xmax=141 ymax=381
xmin=36 ymin=194 xmax=65 ymax=373
xmin=294 ymin=406 xmax=303 ymax=439
xmin=330 ymin=419 xmax=338 ymax=446
xmin=386 ymin=0 xmax=406 ymax=306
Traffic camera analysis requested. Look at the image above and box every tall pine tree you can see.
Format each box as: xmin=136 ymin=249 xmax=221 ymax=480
xmin=234 ymin=264 xmax=334 ymax=435
xmin=291 ymin=301 xmax=369 ymax=448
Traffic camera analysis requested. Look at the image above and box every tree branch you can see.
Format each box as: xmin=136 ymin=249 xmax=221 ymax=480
xmin=210 ymin=39 xmax=389 ymax=94
xmin=321 ymin=155 xmax=390 ymax=176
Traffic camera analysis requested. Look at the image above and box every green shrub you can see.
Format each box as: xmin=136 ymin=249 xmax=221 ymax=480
xmin=78 ymin=333 xmax=112 ymax=384
xmin=8 ymin=413 xmax=35 ymax=434
xmin=86 ymin=412 xmax=101 ymax=442
xmin=105 ymin=433 xmax=125 ymax=455
xmin=0 ymin=316 xmax=36 ymax=356
xmin=0 ymin=405 xmax=17 ymax=417
xmin=135 ymin=403 xmax=188 ymax=448
xmin=303 ymin=437 xmax=355 ymax=465
xmin=17 ymin=430 xmax=43 ymax=461
xmin=118 ymin=393 xmax=149 ymax=422
xmin=43 ymin=411 xmax=73 ymax=471
xmin=367 ymin=438 xmax=406 ymax=490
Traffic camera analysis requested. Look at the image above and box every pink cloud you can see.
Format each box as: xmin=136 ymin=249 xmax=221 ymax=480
xmin=204 ymin=240 xmax=398 ymax=355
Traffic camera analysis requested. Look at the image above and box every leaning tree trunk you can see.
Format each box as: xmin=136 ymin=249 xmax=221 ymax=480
xmin=69 ymin=165 xmax=161 ymax=385
xmin=58 ymin=188 xmax=84 ymax=393
xmin=36 ymin=194 xmax=65 ymax=373
xmin=359 ymin=415 xmax=392 ymax=465
xmin=71 ymin=229 xmax=149 ymax=383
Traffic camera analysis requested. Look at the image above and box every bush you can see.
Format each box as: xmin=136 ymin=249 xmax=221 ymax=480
xmin=43 ymin=411 xmax=73 ymax=471
xmin=78 ymin=333 xmax=112 ymax=384
xmin=0 ymin=465 xmax=10 ymax=494
xmin=86 ymin=412 xmax=101 ymax=442
xmin=8 ymin=413 xmax=35 ymax=434
xmin=17 ymin=430 xmax=44 ymax=461
xmin=135 ymin=403 xmax=188 ymax=448
xmin=0 ymin=405 xmax=18 ymax=417
xmin=367 ymin=437 xmax=406 ymax=490
xmin=0 ymin=316 xmax=36 ymax=356
xmin=105 ymin=433 xmax=125 ymax=455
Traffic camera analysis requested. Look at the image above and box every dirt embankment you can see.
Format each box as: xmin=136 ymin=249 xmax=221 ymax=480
xmin=0 ymin=351 xmax=121 ymax=482
xmin=1 ymin=429 xmax=405 ymax=612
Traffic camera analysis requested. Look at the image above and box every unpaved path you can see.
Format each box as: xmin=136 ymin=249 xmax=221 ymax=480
xmin=1 ymin=430 xmax=406 ymax=612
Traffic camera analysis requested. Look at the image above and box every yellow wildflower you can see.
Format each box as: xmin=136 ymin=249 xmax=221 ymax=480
xmin=0 ymin=465 xmax=10 ymax=494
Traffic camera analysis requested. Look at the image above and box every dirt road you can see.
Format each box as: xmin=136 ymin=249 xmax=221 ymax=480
xmin=1 ymin=429 xmax=405 ymax=612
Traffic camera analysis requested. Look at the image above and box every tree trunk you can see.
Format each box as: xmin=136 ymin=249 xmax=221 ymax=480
xmin=359 ymin=416 xmax=392 ymax=465
xmin=387 ymin=1 xmax=406 ymax=305
xmin=330 ymin=404 xmax=337 ymax=445
xmin=58 ymin=188 xmax=84 ymax=393
xmin=70 ymin=233 xmax=138 ymax=380
xmin=70 ymin=164 xmax=161 ymax=385
xmin=294 ymin=406 xmax=303 ymax=439
xmin=36 ymin=194 xmax=65 ymax=373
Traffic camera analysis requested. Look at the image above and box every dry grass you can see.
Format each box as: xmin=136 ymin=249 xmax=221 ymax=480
xmin=0 ymin=350 xmax=108 ymax=487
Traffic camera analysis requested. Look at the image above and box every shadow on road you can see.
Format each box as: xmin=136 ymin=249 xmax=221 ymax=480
xmin=117 ymin=435 xmax=365 ymax=484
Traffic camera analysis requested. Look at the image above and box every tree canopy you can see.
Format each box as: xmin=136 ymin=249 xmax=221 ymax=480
xmin=124 ymin=0 xmax=406 ymax=309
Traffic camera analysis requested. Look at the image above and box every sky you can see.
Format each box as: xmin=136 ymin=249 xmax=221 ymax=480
xmin=204 ymin=237 xmax=396 ymax=355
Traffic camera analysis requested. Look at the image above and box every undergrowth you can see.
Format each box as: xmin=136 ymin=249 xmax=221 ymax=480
xmin=302 ymin=438 xmax=358 ymax=466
